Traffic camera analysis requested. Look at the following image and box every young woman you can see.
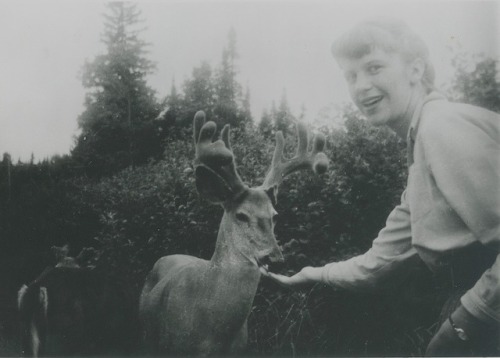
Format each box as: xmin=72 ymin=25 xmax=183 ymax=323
xmin=263 ymin=18 xmax=499 ymax=356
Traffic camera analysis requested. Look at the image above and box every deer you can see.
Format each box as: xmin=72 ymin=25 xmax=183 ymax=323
xmin=139 ymin=110 xmax=329 ymax=355
xmin=17 ymin=246 xmax=139 ymax=357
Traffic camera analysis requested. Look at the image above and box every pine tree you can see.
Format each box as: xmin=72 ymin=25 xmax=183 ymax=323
xmin=73 ymin=2 xmax=160 ymax=175
xmin=182 ymin=61 xmax=215 ymax=124
xmin=1 ymin=153 xmax=12 ymax=201
xmin=274 ymin=90 xmax=295 ymax=135
xmin=240 ymin=84 xmax=253 ymax=129
xmin=258 ymin=109 xmax=273 ymax=138
xmin=448 ymin=54 xmax=500 ymax=113
xmin=162 ymin=78 xmax=181 ymax=126
xmin=213 ymin=28 xmax=245 ymax=129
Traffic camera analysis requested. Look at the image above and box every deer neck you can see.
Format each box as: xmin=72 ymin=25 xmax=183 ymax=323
xmin=210 ymin=212 xmax=261 ymax=288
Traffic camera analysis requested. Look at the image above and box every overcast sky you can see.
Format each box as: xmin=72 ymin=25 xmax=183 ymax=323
xmin=0 ymin=0 xmax=498 ymax=162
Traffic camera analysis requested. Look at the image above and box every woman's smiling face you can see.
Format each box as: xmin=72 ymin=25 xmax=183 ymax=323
xmin=338 ymin=48 xmax=418 ymax=127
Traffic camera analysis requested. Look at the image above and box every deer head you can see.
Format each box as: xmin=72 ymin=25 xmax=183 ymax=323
xmin=193 ymin=110 xmax=328 ymax=269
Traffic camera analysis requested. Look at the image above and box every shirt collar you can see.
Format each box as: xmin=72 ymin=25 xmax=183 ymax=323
xmin=407 ymin=91 xmax=447 ymax=166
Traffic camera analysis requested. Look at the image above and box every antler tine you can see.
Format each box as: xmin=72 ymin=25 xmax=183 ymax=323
xmin=193 ymin=111 xmax=246 ymax=194
xmin=194 ymin=111 xmax=233 ymax=167
xmin=262 ymin=122 xmax=329 ymax=189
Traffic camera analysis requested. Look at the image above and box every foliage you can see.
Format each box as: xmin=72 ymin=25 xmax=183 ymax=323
xmin=157 ymin=29 xmax=252 ymax=135
xmin=0 ymin=98 xmax=436 ymax=357
xmin=179 ymin=61 xmax=216 ymax=126
xmin=2 ymin=21 xmax=498 ymax=355
xmin=249 ymin=270 xmax=437 ymax=357
xmin=213 ymin=28 xmax=242 ymax=128
xmin=245 ymin=108 xmax=429 ymax=356
xmin=72 ymin=2 xmax=161 ymax=176
xmin=447 ymin=52 xmax=500 ymax=113
xmin=74 ymin=140 xmax=216 ymax=293
xmin=274 ymin=91 xmax=296 ymax=135
xmin=258 ymin=108 xmax=274 ymax=139
xmin=258 ymin=92 xmax=296 ymax=138
xmin=64 ymin=113 xmax=418 ymax=355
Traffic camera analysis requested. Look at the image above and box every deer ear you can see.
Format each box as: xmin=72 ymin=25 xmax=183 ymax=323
xmin=195 ymin=165 xmax=233 ymax=204
xmin=265 ymin=185 xmax=278 ymax=207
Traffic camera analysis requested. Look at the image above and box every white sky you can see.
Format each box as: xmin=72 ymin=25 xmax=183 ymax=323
xmin=0 ymin=0 xmax=498 ymax=162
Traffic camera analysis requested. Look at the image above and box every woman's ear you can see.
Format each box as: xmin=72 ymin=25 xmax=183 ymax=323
xmin=409 ymin=57 xmax=425 ymax=85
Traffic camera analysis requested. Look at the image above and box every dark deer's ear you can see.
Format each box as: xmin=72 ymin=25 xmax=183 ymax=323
xmin=265 ymin=185 xmax=278 ymax=207
xmin=17 ymin=285 xmax=28 ymax=310
xmin=195 ymin=165 xmax=233 ymax=204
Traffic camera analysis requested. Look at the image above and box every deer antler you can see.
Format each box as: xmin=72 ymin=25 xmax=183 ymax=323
xmin=261 ymin=122 xmax=329 ymax=190
xmin=193 ymin=111 xmax=247 ymax=196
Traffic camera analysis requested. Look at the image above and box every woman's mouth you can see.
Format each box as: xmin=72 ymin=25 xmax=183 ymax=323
xmin=361 ymin=95 xmax=383 ymax=110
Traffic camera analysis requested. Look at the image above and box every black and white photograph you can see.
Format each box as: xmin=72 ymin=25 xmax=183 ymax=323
xmin=0 ymin=0 xmax=498 ymax=356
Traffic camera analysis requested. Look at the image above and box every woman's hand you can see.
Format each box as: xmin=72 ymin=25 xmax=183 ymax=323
xmin=260 ymin=266 xmax=324 ymax=289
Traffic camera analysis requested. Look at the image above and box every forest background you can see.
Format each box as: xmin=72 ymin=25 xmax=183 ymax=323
xmin=1 ymin=2 xmax=499 ymax=356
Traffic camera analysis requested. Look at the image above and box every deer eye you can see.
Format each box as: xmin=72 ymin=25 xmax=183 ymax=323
xmin=235 ymin=212 xmax=250 ymax=223
xmin=272 ymin=214 xmax=278 ymax=224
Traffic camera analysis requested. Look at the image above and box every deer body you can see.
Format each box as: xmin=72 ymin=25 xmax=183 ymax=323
xmin=140 ymin=191 xmax=278 ymax=355
xmin=140 ymin=256 xmax=260 ymax=354
xmin=139 ymin=111 xmax=328 ymax=355
xmin=18 ymin=256 xmax=139 ymax=357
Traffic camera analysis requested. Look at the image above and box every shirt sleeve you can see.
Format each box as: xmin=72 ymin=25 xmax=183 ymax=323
xmin=321 ymin=190 xmax=419 ymax=290
xmin=420 ymin=106 xmax=500 ymax=323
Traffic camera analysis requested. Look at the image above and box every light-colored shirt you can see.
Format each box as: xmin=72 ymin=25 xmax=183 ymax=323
xmin=321 ymin=92 xmax=500 ymax=324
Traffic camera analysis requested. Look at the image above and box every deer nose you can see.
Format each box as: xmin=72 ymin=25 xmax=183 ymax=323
xmin=258 ymin=247 xmax=284 ymax=265
xmin=270 ymin=249 xmax=284 ymax=263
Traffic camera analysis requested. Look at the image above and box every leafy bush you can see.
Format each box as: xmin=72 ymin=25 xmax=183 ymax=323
xmin=2 ymin=48 xmax=498 ymax=356
xmin=64 ymin=115 xmax=437 ymax=356
xmin=0 ymin=114 xmax=436 ymax=356
xmin=244 ymin=113 xmax=438 ymax=356
xmin=73 ymin=139 xmax=213 ymax=291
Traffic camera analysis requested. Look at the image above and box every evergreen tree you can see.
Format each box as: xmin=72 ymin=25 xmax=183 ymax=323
xmin=213 ymin=28 xmax=245 ymax=129
xmin=241 ymin=84 xmax=253 ymax=128
xmin=73 ymin=2 xmax=160 ymax=176
xmin=182 ymin=61 xmax=215 ymax=124
xmin=1 ymin=152 xmax=12 ymax=201
xmin=258 ymin=109 xmax=274 ymax=138
xmin=160 ymin=78 xmax=182 ymax=126
xmin=270 ymin=101 xmax=277 ymax=121
xmin=274 ymin=90 xmax=295 ymax=135
xmin=298 ymin=103 xmax=307 ymax=122
xmin=448 ymin=53 xmax=500 ymax=113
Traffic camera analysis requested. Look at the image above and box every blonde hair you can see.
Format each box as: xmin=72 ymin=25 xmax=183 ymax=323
xmin=331 ymin=18 xmax=435 ymax=93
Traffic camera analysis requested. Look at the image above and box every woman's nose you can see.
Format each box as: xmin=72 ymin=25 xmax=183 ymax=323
xmin=353 ymin=72 xmax=372 ymax=93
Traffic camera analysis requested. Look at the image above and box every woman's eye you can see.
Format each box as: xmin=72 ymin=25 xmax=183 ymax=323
xmin=235 ymin=212 xmax=249 ymax=222
xmin=368 ymin=65 xmax=382 ymax=75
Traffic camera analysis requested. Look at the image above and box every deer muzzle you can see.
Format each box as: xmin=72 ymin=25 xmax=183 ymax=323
xmin=257 ymin=246 xmax=284 ymax=271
